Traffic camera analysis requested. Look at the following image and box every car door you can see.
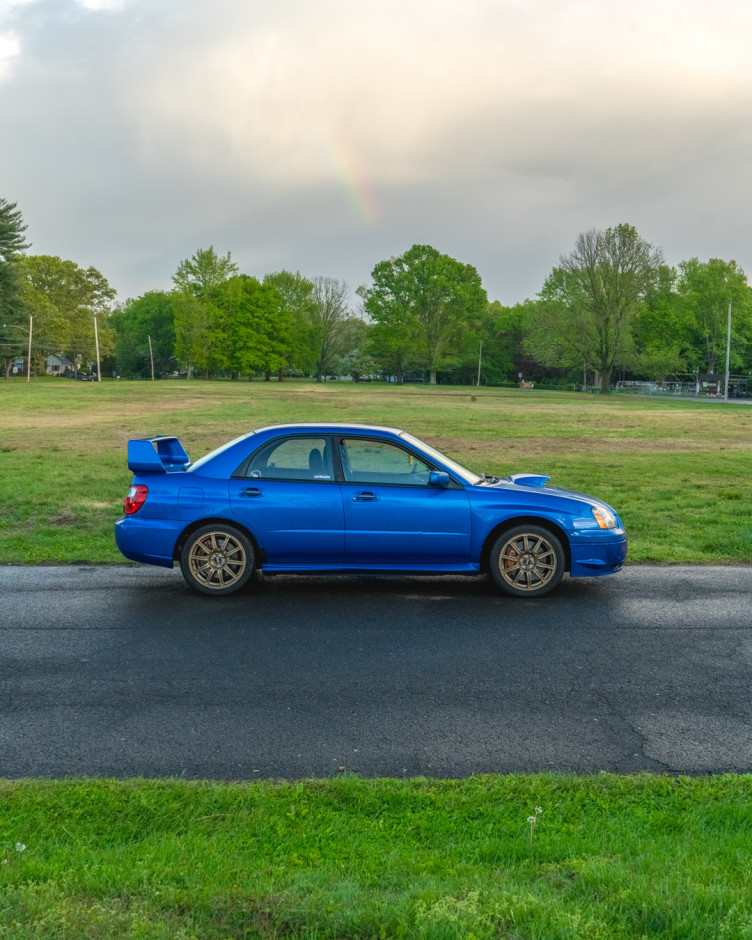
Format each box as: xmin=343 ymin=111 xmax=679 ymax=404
xmin=338 ymin=436 xmax=472 ymax=566
xmin=229 ymin=435 xmax=344 ymax=566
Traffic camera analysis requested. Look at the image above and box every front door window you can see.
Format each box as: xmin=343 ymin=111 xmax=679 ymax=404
xmin=339 ymin=439 xmax=432 ymax=486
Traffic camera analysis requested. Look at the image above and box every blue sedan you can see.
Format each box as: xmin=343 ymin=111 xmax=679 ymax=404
xmin=115 ymin=424 xmax=627 ymax=598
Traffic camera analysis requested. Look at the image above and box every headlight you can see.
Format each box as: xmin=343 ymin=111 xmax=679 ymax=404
xmin=591 ymin=506 xmax=617 ymax=529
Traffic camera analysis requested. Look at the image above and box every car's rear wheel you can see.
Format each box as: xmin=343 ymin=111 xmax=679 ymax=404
xmin=180 ymin=524 xmax=255 ymax=596
xmin=489 ymin=525 xmax=564 ymax=598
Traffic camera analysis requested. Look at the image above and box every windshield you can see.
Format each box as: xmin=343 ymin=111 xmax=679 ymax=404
xmin=400 ymin=432 xmax=481 ymax=484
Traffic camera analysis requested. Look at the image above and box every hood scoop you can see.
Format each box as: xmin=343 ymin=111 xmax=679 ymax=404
xmin=509 ymin=473 xmax=550 ymax=488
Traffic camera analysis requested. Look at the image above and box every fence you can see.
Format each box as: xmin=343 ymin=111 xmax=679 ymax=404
xmin=614 ymin=376 xmax=749 ymax=399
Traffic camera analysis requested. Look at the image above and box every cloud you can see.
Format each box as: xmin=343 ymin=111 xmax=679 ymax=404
xmin=1 ymin=0 xmax=752 ymax=303
xmin=0 ymin=30 xmax=19 ymax=81
xmin=76 ymin=0 xmax=126 ymax=8
xmin=123 ymin=0 xmax=752 ymax=200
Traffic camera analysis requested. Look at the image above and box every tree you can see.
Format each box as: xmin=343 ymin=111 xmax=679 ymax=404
xmin=0 ymin=198 xmax=28 ymax=260
xmin=173 ymin=291 xmax=208 ymax=380
xmin=20 ymin=255 xmax=115 ymax=375
xmin=111 ymin=291 xmax=176 ymax=378
xmin=363 ymin=244 xmax=487 ymax=385
xmin=631 ymin=265 xmax=691 ymax=381
xmin=521 ymin=291 xmax=591 ymax=383
xmin=210 ymin=275 xmax=291 ymax=379
xmin=676 ymin=258 xmax=752 ymax=374
xmin=340 ymin=348 xmax=378 ymax=382
xmin=0 ymin=198 xmax=30 ymax=378
xmin=307 ymin=277 xmax=351 ymax=381
xmin=337 ymin=316 xmax=377 ymax=382
xmin=452 ymin=300 xmax=524 ymax=386
xmin=171 ymin=247 xmax=238 ymax=379
xmin=527 ymin=224 xmax=663 ymax=393
xmin=172 ymin=246 xmax=238 ymax=298
xmin=359 ymin=281 xmax=417 ymax=384
xmin=263 ymin=270 xmax=317 ymax=378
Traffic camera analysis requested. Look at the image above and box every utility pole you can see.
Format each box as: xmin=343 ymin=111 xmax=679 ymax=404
xmin=724 ymin=302 xmax=732 ymax=403
xmin=148 ymin=334 xmax=155 ymax=381
xmin=26 ymin=314 xmax=32 ymax=383
xmin=94 ymin=314 xmax=101 ymax=382
xmin=476 ymin=340 xmax=482 ymax=387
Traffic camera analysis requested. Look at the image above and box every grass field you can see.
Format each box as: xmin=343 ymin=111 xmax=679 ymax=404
xmin=3 ymin=379 xmax=752 ymax=938
xmin=3 ymin=774 xmax=752 ymax=939
xmin=1 ymin=377 xmax=751 ymax=564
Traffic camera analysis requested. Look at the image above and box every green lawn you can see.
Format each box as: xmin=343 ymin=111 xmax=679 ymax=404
xmin=1 ymin=377 xmax=751 ymax=564
xmin=2 ymin=774 xmax=752 ymax=939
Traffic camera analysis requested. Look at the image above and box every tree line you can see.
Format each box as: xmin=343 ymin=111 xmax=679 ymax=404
xmin=2 ymin=197 xmax=751 ymax=391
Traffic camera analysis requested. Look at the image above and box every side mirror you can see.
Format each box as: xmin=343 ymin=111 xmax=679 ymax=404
xmin=429 ymin=471 xmax=450 ymax=488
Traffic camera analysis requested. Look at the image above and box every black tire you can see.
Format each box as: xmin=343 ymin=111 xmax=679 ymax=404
xmin=180 ymin=524 xmax=255 ymax=596
xmin=489 ymin=525 xmax=565 ymax=598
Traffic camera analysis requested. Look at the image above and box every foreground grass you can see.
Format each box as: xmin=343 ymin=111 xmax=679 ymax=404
xmin=2 ymin=775 xmax=752 ymax=939
xmin=1 ymin=378 xmax=752 ymax=564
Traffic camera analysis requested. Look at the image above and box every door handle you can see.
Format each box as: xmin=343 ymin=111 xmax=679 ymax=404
xmin=353 ymin=491 xmax=377 ymax=501
xmin=239 ymin=487 xmax=264 ymax=498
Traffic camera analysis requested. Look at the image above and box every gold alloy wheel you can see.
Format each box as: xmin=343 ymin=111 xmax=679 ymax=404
xmin=497 ymin=532 xmax=558 ymax=592
xmin=187 ymin=530 xmax=247 ymax=590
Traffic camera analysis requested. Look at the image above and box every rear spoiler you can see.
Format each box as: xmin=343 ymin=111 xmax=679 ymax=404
xmin=128 ymin=437 xmax=190 ymax=473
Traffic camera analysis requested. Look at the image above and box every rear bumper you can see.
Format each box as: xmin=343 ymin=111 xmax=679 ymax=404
xmin=569 ymin=531 xmax=627 ymax=578
xmin=114 ymin=517 xmax=178 ymax=569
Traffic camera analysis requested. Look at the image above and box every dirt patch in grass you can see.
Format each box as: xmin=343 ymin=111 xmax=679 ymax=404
xmin=1 ymin=398 xmax=223 ymax=431
xmin=51 ymin=511 xmax=81 ymax=526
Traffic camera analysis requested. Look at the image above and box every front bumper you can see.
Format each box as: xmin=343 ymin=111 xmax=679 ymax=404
xmin=569 ymin=529 xmax=627 ymax=578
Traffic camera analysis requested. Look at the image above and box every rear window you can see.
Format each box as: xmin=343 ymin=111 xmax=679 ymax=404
xmin=189 ymin=432 xmax=256 ymax=472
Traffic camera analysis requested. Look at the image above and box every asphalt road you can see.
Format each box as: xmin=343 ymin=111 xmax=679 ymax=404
xmin=2 ymin=564 xmax=751 ymax=779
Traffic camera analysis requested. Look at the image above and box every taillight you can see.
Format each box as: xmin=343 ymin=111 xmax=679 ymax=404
xmin=124 ymin=484 xmax=148 ymax=515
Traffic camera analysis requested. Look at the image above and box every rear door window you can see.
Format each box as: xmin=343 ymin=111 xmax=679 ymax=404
xmin=241 ymin=437 xmax=334 ymax=481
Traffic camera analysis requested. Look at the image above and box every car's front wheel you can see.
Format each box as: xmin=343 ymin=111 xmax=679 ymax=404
xmin=489 ymin=525 xmax=565 ymax=598
xmin=180 ymin=524 xmax=255 ymax=596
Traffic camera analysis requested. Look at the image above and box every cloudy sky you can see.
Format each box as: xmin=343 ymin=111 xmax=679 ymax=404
xmin=1 ymin=0 xmax=751 ymax=305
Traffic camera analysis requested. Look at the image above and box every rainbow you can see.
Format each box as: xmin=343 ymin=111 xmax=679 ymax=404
xmin=316 ymin=126 xmax=377 ymax=224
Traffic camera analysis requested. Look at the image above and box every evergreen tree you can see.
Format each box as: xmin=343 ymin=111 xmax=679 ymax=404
xmin=0 ymin=198 xmax=30 ymax=378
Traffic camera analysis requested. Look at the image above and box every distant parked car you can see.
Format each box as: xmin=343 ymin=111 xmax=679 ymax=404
xmin=115 ymin=424 xmax=627 ymax=598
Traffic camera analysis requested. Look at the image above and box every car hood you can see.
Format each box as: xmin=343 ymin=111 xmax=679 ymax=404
xmin=477 ymin=476 xmax=620 ymax=516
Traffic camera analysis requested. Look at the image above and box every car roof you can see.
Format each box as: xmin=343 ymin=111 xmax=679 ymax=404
xmin=186 ymin=424 xmax=410 ymax=473
xmin=253 ymin=423 xmax=405 ymax=435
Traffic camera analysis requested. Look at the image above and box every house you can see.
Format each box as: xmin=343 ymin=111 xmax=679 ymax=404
xmin=46 ymin=354 xmax=72 ymax=376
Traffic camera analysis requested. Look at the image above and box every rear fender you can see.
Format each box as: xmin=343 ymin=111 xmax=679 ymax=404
xmin=173 ymin=517 xmax=265 ymax=565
